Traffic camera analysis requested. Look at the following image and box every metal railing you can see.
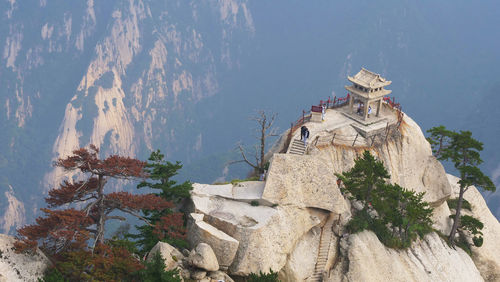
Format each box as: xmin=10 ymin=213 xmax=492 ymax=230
xmin=283 ymin=94 xmax=404 ymax=152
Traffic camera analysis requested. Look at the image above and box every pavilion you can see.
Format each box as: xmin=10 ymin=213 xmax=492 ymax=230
xmin=345 ymin=68 xmax=391 ymax=121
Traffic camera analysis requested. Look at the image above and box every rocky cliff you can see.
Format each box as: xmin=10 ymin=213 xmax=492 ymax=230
xmin=187 ymin=106 xmax=500 ymax=281
xmin=0 ymin=0 xmax=254 ymax=233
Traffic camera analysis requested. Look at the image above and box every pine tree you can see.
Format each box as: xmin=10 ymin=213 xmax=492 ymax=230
xmin=338 ymin=151 xmax=433 ymax=248
xmin=427 ymin=127 xmax=496 ymax=247
xmin=15 ymin=145 xmax=173 ymax=255
xmin=133 ymin=150 xmax=192 ymax=253
xmin=335 ymin=150 xmax=390 ymax=210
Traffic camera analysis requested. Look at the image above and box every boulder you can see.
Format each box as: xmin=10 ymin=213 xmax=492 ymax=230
xmin=192 ymin=181 xmax=271 ymax=205
xmin=191 ymin=270 xmax=207 ymax=280
xmin=208 ymin=270 xmax=234 ymax=282
xmin=448 ymin=174 xmax=500 ymax=281
xmin=0 ymin=234 xmax=51 ymax=281
xmin=188 ymin=243 xmax=219 ymax=271
xmin=191 ymin=189 xmax=321 ymax=275
xmin=147 ymin=241 xmax=184 ymax=271
xmin=262 ymin=153 xmax=349 ymax=213
xmin=430 ymin=201 xmax=453 ymax=235
xmin=279 ymin=226 xmax=321 ymax=281
xmin=329 ymin=231 xmax=483 ymax=282
xmin=187 ymin=213 xmax=239 ymax=269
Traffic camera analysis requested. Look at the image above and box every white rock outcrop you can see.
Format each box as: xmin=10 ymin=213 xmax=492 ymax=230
xmin=0 ymin=234 xmax=51 ymax=281
xmin=330 ymin=231 xmax=483 ymax=282
xmin=262 ymin=153 xmax=349 ymax=213
xmin=448 ymin=174 xmax=500 ymax=281
xmin=187 ymin=213 xmax=239 ymax=269
xmin=191 ymin=184 xmax=323 ymax=275
xmin=147 ymin=241 xmax=184 ymax=271
xmin=279 ymin=226 xmax=321 ymax=281
xmin=187 ymin=108 xmax=499 ymax=281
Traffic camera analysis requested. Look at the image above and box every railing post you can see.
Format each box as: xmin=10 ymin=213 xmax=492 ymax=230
xmin=352 ymin=133 xmax=359 ymax=146
xmin=315 ymin=136 xmax=320 ymax=146
xmin=302 ymin=110 xmax=305 ymax=124
xmin=327 ymin=97 xmax=331 ymax=109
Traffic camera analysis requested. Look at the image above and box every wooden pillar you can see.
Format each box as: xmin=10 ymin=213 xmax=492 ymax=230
xmin=363 ymin=100 xmax=369 ymax=120
xmin=349 ymin=93 xmax=354 ymax=114
xmin=376 ymin=99 xmax=382 ymax=117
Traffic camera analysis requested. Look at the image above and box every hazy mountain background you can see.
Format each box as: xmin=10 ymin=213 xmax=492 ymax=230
xmin=1 ymin=0 xmax=499 ymax=234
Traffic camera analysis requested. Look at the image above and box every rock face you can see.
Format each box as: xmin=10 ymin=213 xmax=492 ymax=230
xmin=448 ymin=174 xmax=500 ymax=282
xmin=279 ymin=226 xmax=321 ymax=281
xmin=188 ymin=243 xmax=219 ymax=272
xmin=262 ymin=154 xmax=349 ymax=213
xmin=187 ymin=213 xmax=239 ymax=269
xmin=147 ymin=242 xmax=184 ymax=271
xmin=0 ymin=234 xmax=51 ymax=282
xmin=330 ymin=231 xmax=483 ymax=282
xmin=188 ymin=109 xmax=500 ymax=281
xmin=191 ymin=184 xmax=323 ymax=275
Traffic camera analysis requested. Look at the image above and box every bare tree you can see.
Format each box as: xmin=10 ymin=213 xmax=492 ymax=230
xmin=234 ymin=110 xmax=278 ymax=174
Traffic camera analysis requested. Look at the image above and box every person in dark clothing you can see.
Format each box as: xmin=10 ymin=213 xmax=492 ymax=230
xmin=300 ymin=126 xmax=306 ymax=140
xmin=303 ymin=127 xmax=309 ymax=147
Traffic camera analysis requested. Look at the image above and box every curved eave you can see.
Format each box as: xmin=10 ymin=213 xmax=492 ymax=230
xmin=345 ymin=85 xmax=391 ymax=99
xmin=347 ymin=76 xmax=392 ymax=89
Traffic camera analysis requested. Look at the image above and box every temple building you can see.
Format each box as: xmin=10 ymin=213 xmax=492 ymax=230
xmin=345 ymin=68 xmax=391 ymax=121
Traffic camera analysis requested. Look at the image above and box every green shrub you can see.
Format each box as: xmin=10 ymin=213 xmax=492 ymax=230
xmin=137 ymin=252 xmax=182 ymax=282
xmin=250 ymin=200 xmax=260 ymax=206
xmin=38 ymin=268 xmax=67 ymax=282
xmin=339 ymin=151 xmax=434 ymax=249
xmin=346 ymin=210 xmax=370 ymax=233
xmin=447 ymin=198 xmax=472 ymax=211
xmin=248 ymin=269 xmax=280 ymax=282
xmin=473 ymin=236 xmax=483 ymax=247
xmin=231 ymin=176 xmax=260 ymax=185
xmin=449 ymin=214 xmax=484 ymax=248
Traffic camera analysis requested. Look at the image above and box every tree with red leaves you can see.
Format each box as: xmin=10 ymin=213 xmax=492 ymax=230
xmin=16 ymin=144 xmax=172 ymax=256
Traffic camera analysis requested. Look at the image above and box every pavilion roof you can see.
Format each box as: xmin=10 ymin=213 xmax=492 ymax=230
xmin=347 ymin=68 xmax=391 ymax=89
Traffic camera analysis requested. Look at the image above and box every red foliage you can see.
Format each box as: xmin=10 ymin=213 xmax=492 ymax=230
xmin=46 ymin=178 xmax=99 ymax=207
xmin=105 ymin=192 xmax=173 ymax=211
xmin=16 ymin=208 xmax=92 ymax=254
xmin=54 ymin=243 xmax=144 ymax=281
xmin=16 ymin=145 xmax=177 ymax=258
xmin=153 ymin=213 xmax=187 ymax=242
xmin=54 ymin=144 xmax=146 ymax=178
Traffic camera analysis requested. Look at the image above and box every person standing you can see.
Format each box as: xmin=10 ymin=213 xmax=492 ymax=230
xmin=368 ymin=105 xmax=372 ymax=118
xmin=303 ymin=126 xmax=309 ymax=147
xmin=321 ymin=104 xmax=326 ymax=121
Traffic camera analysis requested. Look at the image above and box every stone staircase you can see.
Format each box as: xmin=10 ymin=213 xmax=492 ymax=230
xmin=288 ymin=139 xmax=307 ymax=155
xmin=310 ymin=214 xmax=335 ymax=281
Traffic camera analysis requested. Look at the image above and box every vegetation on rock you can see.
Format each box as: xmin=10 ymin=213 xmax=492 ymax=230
xmin=248 ymin=269 xmax=280 ymax=282
xmin=131 ymin=149 xmax=192 ymax=254
xmin=15 ymin=146 xmax=185 ymax=281
xmin=337 ymin=151 xmax=434 ymax=248
xmin=427 ymin=126 xmax=496 ymax=247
